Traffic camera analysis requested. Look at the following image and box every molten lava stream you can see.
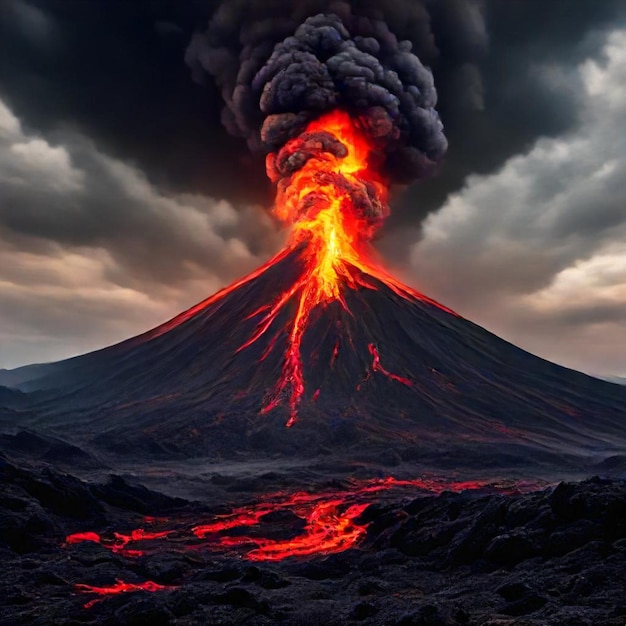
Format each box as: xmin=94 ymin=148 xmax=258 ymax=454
xmin=209 ymin=499 xmax=371 ymax=562
xmin=65 ymin=528 xmax=173 ymax=558
xmin=192 ymin=491 xmax=370 ymax=559
xmin=193 ymin=477 xmax=506 ymax=560
xmin=247 ymin=501 xmax=370 ymax=561
xmin=67 ymin=477 xmax=541 ymax=608
xmin=75 ymin=580 xmax=176 ymax=609
xmin=66 ymin=478 xmax=526 ymax=572
xmin=233 ymin=110 xmax=456 ymax=426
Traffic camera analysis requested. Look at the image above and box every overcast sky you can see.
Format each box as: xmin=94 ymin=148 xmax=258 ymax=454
xmin=0 ymin=0 xmax=625 ymax=377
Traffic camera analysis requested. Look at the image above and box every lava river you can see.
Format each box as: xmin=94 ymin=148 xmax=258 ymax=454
xmin=65 ymin=476 xmax=539 ymax=608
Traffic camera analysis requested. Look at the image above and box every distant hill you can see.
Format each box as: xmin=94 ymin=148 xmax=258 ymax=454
xmin=0 ymin=365 xmax=54 ymax=389
xmin=601 ymin=376 xmax=626 ymax=386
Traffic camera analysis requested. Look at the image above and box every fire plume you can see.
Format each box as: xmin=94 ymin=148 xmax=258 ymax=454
xmin=146 ymin=110 xmax=453 ymax=426
xmin=244 ymin=110 xmax=453 ymax=426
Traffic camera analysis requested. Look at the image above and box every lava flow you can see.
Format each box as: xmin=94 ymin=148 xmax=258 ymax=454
xmin=67 ymin=477 xmax=539 ymax=608
xmin=168 ymin=110 xmax=450 ymax=427
xmin=75 ymin=580 xmax=176 ymax=609
xmin=252 ymin=111 xmax=451 ymax=426
xmin=66 ymin=478 xmax=533 ymax=564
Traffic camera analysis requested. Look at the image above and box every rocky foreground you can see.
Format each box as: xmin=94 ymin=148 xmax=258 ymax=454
xmin=0 ymin=452 xmax=625 ymax=626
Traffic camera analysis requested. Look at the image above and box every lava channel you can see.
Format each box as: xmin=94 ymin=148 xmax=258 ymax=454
xmin=66 ymin=477 xmax=542 ymax=607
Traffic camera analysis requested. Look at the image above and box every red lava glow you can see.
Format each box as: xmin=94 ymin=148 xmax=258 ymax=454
xmin=143 ymin=110 xmax=455 ymax=426
xmin=67 ymin=477 xmax=541 ymax=608
xmin=358 ymin=343 xmax=414 ymax=390
xmin=66 ymin=478 xmax=532 ymax=563
xmin=254 ymin=111 xmax=455 ymax=426
xmin=65 ymin=528 xmax=173 ymax=558
xmin=75 ymin=580 xmax=176 ymax=609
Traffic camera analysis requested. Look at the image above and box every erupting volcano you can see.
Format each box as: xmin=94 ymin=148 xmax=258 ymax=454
xmin=4 ymin=104 xmax=625 ymax=465
xmin=2 ymin=7 xmax=624 ymax=468
xmin=234 ymin=109 xmax=452 ymax=427
xmin=2 ymin=4 xmax=626 ymax=624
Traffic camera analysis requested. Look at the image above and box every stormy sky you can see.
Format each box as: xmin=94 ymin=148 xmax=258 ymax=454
xmin=0 ymin=0 xmax=625 ymax=378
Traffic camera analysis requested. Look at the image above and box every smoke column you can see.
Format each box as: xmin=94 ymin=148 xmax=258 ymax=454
xmin=184 ymin=0 xmax=476 ymax=425
xmin=187 ymin=1 xmax=455 ymax=226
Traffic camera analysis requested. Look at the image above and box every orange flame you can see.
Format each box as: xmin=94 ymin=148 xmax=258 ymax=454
xmin=241 ymin=110 xmax=454 ymax=425
xmin=142 ymin=110 xmax=454 ymax=425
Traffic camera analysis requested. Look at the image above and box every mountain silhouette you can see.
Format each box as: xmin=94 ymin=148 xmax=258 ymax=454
xmin=1 ymin=246 xmax=624 ymax=470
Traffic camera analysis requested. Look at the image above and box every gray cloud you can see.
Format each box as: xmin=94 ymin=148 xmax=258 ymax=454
xmin=407 ymin=30 xmax=626 ymax=376
xmin=0 ymin=97 xmax=282 ymax=368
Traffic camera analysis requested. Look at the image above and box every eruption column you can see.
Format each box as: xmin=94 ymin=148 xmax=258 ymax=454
xmin=235 ymin=110 xmax=453 ymax=426
xmin=184 ymin=8 xmax=456 ymax=425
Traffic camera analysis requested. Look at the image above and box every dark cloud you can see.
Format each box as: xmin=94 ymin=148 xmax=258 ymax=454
xmin=0 ymin=0 xmax=625 ymax=374
xmin=408 ymin=28 xmax=626 ymax=376
xmin=0 ymin=0 xmax=473 ymax=212
xmin=0 ymin=0 xmax=271 ymax=206
xmin=0 ymin=116 xmax=280 ymax=291
xmin=2 ymin=0 xmax=623 ymax=221
xmin=385 ymin=0 xmax=626 ymax=232
xmin=0 ymin=94 xmax=282 ymax=368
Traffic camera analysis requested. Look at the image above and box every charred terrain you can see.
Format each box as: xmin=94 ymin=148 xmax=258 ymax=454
xmin=0 ymin=443 xmax=625 ymax=625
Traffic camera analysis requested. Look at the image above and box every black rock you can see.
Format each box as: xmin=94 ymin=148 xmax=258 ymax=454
xmin=497 ymin=581 xmax=532 ymax=602
xmin=91 ymin=475 xmax=187 ymax=514
xmin=501 ymin=592 xmax=548 ymax=617
xmin=213 ymin=587 xmax=270 ymax=614
xmin=112 ymin=598 xmax=175 ymax=626
xmin=485 ymin=529 xmax=537 ymax=564
xmin=350 ymin=601 xmax=379 ymax=620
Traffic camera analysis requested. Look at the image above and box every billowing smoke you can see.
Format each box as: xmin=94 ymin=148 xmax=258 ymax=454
xmin=187 ymin=1 xmax=447 ymax=180
xmin=186 ymin=1 xmax=484 ymax=233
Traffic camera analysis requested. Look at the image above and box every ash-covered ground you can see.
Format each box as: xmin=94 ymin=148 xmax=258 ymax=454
xmin=1 ymin=431 xmax=625 ymax=626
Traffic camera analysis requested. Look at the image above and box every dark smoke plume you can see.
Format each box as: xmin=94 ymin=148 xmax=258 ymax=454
xmin=186 ymin=0 xmax=468 ymax=186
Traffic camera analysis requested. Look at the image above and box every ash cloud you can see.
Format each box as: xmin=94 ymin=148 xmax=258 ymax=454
xmin=185 ymin=0 xmax=482 ymax=185
xmin=1 ymin=0 xmax=622 ymax=216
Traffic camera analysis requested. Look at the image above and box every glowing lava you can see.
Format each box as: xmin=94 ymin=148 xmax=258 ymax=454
xmin=66 ymin=477 xmax=541 ymax=608
xmin=139 ymin=111 xmax=453 ymax=426
xmin=239 ymin=111 xmax=455 ymax=426
xmin=75 ymin=580 xmax=176 ymax=609
xmin=66 ymin=528 xmax=173 ymax=558
xmin=66 ymin=478 xmax=532 ymax=564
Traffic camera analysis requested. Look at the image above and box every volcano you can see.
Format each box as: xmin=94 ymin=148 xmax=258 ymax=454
xmin=2 ymin=86 xmax=626 ymax=626
xmin=3 ymin=242 xmax=625 ymax=471
xmin=2 ymin=111 xmax=624 ymax=473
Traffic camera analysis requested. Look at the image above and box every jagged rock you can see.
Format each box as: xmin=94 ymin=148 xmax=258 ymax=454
xmin=0 ymin=457 xmax=625 ymax=626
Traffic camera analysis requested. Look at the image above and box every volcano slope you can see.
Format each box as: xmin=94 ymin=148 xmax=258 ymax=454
xmin=1 ymin=246 xmax=626 ymax=626
xmin=1 ymin=244 xmax=624 ymax=474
